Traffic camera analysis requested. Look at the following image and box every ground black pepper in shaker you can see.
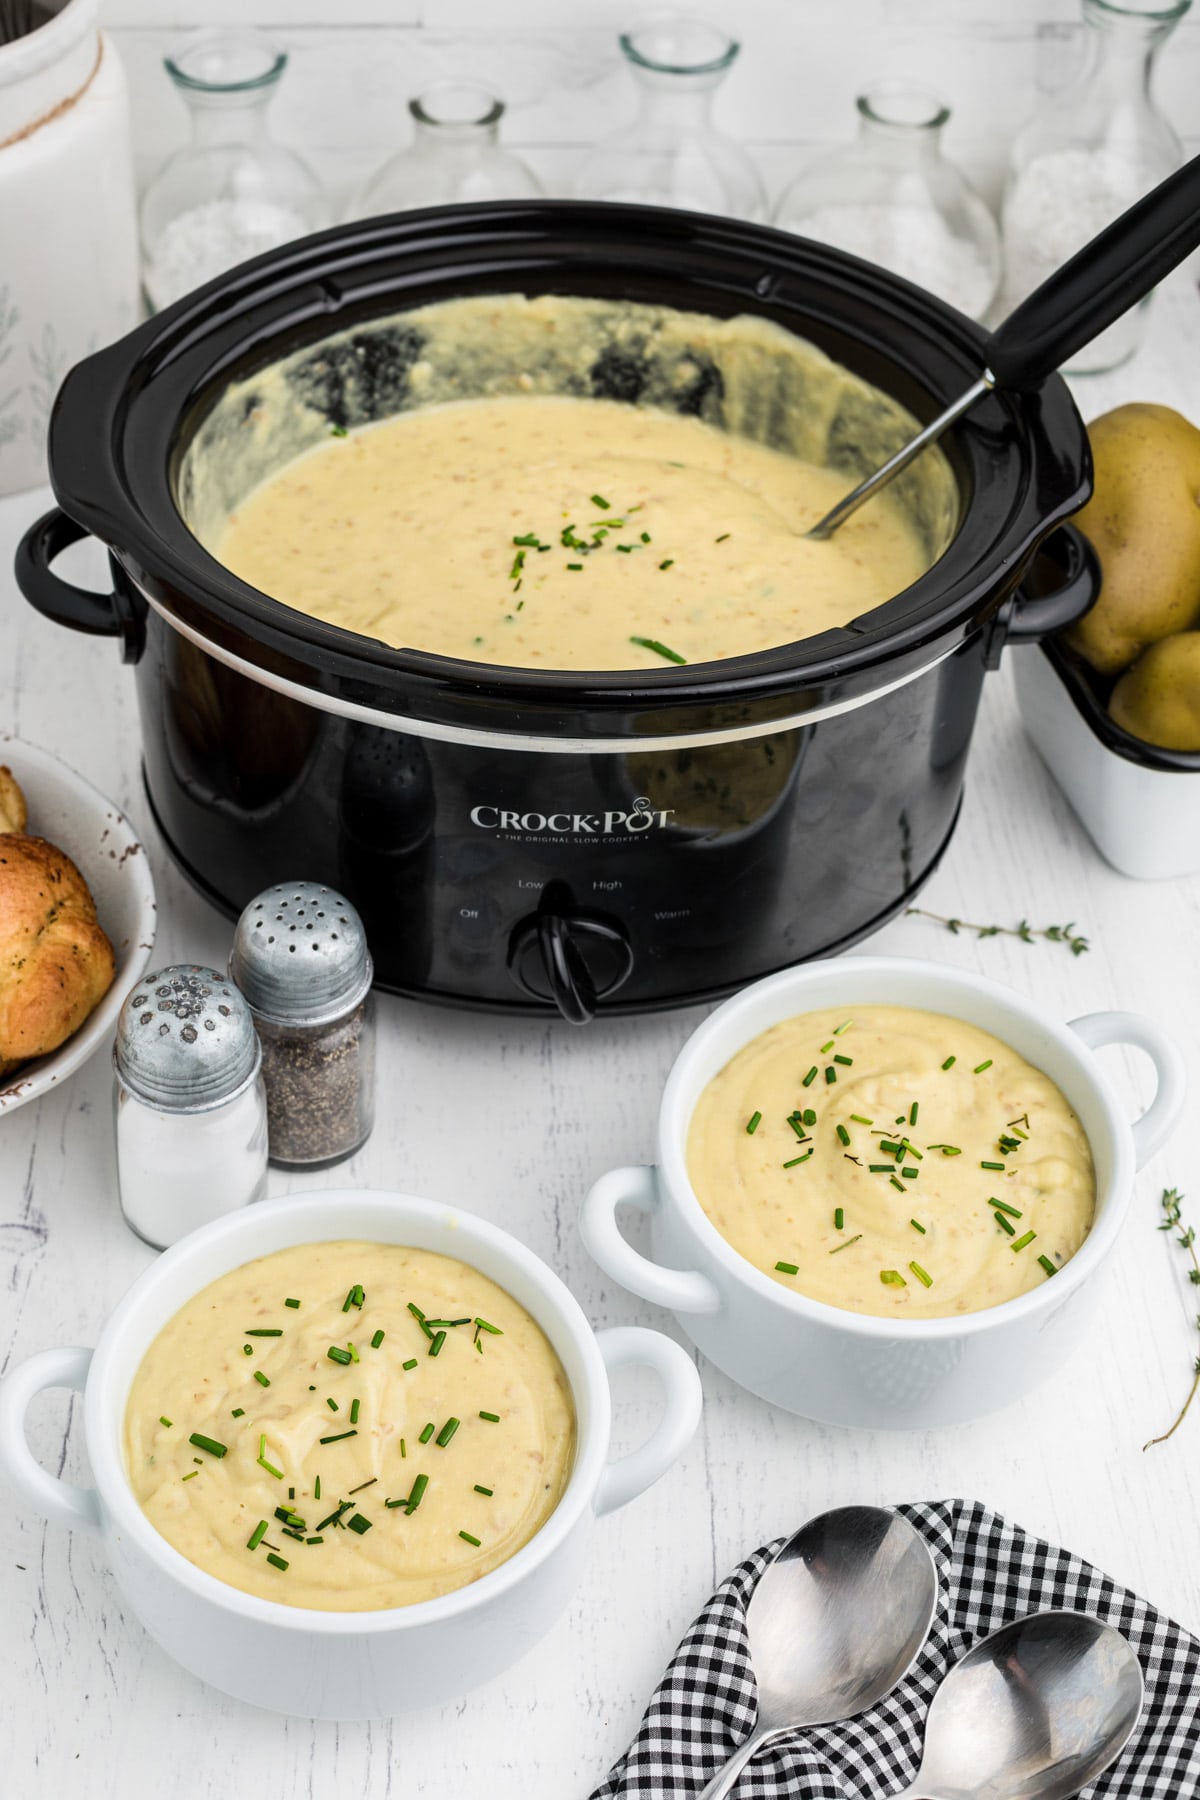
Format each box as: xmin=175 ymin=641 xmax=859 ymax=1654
xmin=229 ymin=882 xmax=376 ymax=1169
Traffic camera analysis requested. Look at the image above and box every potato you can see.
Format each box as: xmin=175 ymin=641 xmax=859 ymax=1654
xmin=1066 ymin=403 xmax=1200 ymax=675
xmin=1109 ymin=632 xmax=1200 ymax=752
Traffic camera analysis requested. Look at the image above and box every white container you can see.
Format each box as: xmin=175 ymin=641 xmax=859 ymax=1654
xmin=0 ymin=1189 xmax=701 ymax=1719
xmin=0 ymin=0 xmax=139 ymax=494
xmin=1014 ymin=643 xmax=1200 ymax=881
xmin=581 ymin=955 xmax=1184 ymax=1431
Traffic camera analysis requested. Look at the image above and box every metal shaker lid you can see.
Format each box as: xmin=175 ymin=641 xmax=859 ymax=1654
xmin=229 ymin=882 xmax=373 ymax=1027
xmin=115 ymin=966 xmax=261 ymax=1111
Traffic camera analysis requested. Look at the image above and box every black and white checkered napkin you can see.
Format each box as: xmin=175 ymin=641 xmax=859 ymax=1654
xmin=591 ymin=1498 xmax=1200 ymax=1799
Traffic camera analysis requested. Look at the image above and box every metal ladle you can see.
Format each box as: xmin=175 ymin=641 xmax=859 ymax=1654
xmin=889 ymin=1609 xmax=1144 ymax=1800
xmin=806 ymin=149 xmax=1200 ymax=541
xmin=695 ymin=1505 xmax=939 ymax=1800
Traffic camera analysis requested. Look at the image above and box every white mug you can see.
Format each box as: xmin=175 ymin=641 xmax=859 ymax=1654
xmin=0 ymin=1190 xmax=702 ymax=1718
xmin=582 ymin=956 xmax=1185 ymax=1431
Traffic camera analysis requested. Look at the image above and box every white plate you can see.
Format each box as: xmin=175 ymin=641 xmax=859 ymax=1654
xmin=0 ymin=736 xmax=157 ymax=1114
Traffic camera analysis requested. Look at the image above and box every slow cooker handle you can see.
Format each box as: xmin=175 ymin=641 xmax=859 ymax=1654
xmin=1001 ymin=523 xmax=1100 ymax=651
xmin=14 ymin=508 xmax=144 ymax=664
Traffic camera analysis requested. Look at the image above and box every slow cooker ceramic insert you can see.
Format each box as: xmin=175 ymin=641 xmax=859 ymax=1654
xmin=17 ymin=202 xmax=1096 ymax=1020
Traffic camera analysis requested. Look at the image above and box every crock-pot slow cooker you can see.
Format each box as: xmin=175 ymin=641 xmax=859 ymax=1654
xmin=16 ymin=201 xmax=1095 ymax=1021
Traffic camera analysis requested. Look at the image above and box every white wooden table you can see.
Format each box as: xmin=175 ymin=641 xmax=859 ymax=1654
xmin=1 ymin=274 xmax=1198 ymax=1800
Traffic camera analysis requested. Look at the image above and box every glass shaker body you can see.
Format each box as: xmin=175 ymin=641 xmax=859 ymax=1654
xmin=254 ymin=990 xmax=377 ymax=1171
xmin=114 ymin=1071 xmax=269 ymax=1252
xmin=1000 ymin=0 xmax=1191 ymax=372
xmin=350 ymin=83 xmax=541 ymax=218
xmin=774 ymin=88 xmax=1000 ymax=321
xmin=573 ymin=17 xmax=764 ymax=221
xmin=140 ymin=28 xmax=327 ymax=312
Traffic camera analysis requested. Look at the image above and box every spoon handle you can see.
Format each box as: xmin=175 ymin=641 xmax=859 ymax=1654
xmin=693 ymin=1725 xmax=774 ymax=1799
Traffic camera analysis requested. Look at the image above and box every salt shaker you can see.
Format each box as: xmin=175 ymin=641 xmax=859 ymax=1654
xmin=229 ymin=883 xmax=376 ymax=1170
xmin=113 ymin=966 xmax=268 ymax=1250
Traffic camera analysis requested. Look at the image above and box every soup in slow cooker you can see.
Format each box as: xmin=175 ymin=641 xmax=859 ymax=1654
xmin=182 ymin=294 xmax=958 ymax=673
xmin=125 ymin=1241 xmax=575 ymax=1611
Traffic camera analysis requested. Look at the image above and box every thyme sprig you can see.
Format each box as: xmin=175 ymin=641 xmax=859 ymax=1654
xmin=1145 ymin=1187 xmax=1200 ymax=1451
xmin=906 ymin=908 xmax=1089 ymax=957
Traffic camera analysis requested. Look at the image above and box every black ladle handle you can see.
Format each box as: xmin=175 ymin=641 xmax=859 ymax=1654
xmin=989 ymin=148 xmax=1200 ymax=392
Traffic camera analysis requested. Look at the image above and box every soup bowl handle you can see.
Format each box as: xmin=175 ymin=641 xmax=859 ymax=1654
xmin=0 ymin=1346 xmax=102 ymax=1535
xmin=1068 ymin=1011 xmax=1187 ymax=1169
xmin=593 ymin=1326 xmax=702 ymax=1518
xmin=582 ymin=1167 xmax=722 ymax=1315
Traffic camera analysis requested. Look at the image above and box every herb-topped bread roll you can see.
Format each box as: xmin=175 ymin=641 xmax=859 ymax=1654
xmin=0 ymin=769 xmax=115 ymax=1078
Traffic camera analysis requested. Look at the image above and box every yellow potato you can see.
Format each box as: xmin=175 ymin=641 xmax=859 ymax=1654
xmin=1066 ymin=403 xmax=1200 ymax=675
xmin=1109 ymin=632 xmax=1200 ymax=752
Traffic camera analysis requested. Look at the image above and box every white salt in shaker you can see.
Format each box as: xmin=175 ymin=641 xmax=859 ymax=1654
xmin=113 ymin=965 xmax=268 ymax=1250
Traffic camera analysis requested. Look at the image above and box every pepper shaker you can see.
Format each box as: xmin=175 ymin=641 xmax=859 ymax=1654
xmin=114 ymin=966 xmax=268 ymax=1249
xmin=230 ymin=882 xmax=377 ymax=1169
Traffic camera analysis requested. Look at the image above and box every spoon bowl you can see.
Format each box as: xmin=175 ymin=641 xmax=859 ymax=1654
xmin=892 ymin=1610 xmax=1144 ymax=1800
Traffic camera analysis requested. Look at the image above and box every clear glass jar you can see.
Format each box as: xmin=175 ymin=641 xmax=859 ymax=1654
xmin=253 ymin=993 xmax=377 ymax=1171
xmin=114 ymin=1074 xmax=269 ymax=1250
xmin=773 ymin=87 xmax=1000 ymax=321
xmin=573 ymin=16 xmax=764 ymax=221
xmin=999 ymin=0 xmax=1191 ymax=373
xmin=140 ymin=28 xmax=327 ymax=313
xmin=350 ymin=82 xmax=542 ymax=218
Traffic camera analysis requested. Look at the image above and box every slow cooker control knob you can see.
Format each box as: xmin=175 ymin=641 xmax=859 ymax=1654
xmin=507 ymin=898 xmax=634 ymax=1025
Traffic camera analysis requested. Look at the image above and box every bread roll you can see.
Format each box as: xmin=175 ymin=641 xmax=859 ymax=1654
xmin=0 ymin=832 xmax=115 ymax=1078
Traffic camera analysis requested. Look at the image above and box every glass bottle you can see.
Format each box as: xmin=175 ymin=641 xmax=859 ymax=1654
xmin=350 ymin=82 xmax=542 ymax=217
xmin=573 ymin=16 xmax=765 ymax=221
xmin=773 ymin=88 xmax=1000 ymax=322
xmin=999 ymin=0 xmax=1191 ymax=373
xmin=140 ymin=29 xmax=327 ymax=313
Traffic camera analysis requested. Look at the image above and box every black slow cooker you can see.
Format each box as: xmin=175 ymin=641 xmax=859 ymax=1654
xmin=16 ymin=201 xmax=1096 ymax=1022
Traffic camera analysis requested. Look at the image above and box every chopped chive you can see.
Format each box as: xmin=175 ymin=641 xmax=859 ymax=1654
xmin=400 ymin=1439 xmax=407 ymax=1458
xmin=419 ymin=1423 xmax=435 ymax=1444
xmin=342 ymin=1284 xmax=365 ymax=1312
xmin=836 ymin=1124 xmax=851 ymax=1146
xmin=659 ymin=558 xmax=674 ymax=570
xmin=820 ymin=1040 xmax=835 ymax=1054
xmin=327 ymin=1345 xmax=353 ymax=1365
xmin=909 ymin=1261 xmax=933 ymax=1288
xmin=746 ymin=1110 xmax=762 ymax=1135
xmin=911 ymin=1219 xmax=927 ymax=1234
xmin=319 ymin=1430 xmax=358 ymax=1445
xmin=834 ymin=1020 xmax=852 ymax=1035
xmin=802 ymin=1108 xmax=817 ymax=1127
xmin=829 ymin=1234 xmax=863 ymax=1255
xmin=591 ymin=493 xmax=610 ymax=509
xmin=244 ymin=1328 xmax=283 ymax=1337
xmin=428 ymin=1330 xmax=446 ymax=1358
xmin=787 ymin=1116 xmax=809 ymax=1140
xmin=349 ymin=1399 xmax=360 ymax=1425
xmin=436 ymin=1417 xmax=461 ymax=1448
xmin=890 ymin=1175 xmax=906 ymax=1192
xmin=715 ymin=532 xmax=730 ymax=542
xmin=266 ymin=1553 xmax=289 ymax=1571
xmin=257 ymin=1435 xmax=284 ymax=1478
xmin=347 ymin=1514 xmax=372 ymax=1535
xmin=474 ymin=1485 xmax=493 ymax=1496
xmin=974 ymin=1060 xmax=993 ymax=1074
xmin=285 ymin=1298 xmax=300 ymax=1308
xmin=994 ymin=1210 xmax=1017 ymax=1236
xmin=929 ymin=1144 xmax=962 ymax=1156
xmin=880 ymin=1270 xmax=907 ymax=1287
xmin=479 ymin=1411 xmax=500 ymax=1423
xmin=459 ymin=1529 xmax=482 ymax=1547
xmin=327 ymin=1398 xmax=338 ymax=1411
xmin=909 ymin=1102 xmax=919 ymax=1125
xmin=775 ymin=1260 xmax=799 ymax=1275
xmin=406 ymin=1474 xmax=429 ymax=1514
xmin=247 ymin=1520 xmax=269 ymax=1551
xmin=402 ymin=1358 xmax=418 ymax=1371
xmin=315 ymin=1501 xmax=353 ymax=1532
xmin=879 ymin=1140 xmax=902 ymax=1154
xmin=314 ymin=1476 xmax=321 ymax=1500
xmin=902 ymin=1142 xmax=923 ymax=1160
xmin=640 ymin=530 xmax=651 ymax=543
xmin=159 ymin=1416 xmax=172 ymax=1428
xmin=825 ymin=1066 xmax=837 ymax=1084
xmin=408 ymin=1302 xmax=433 ymax=1339
xmin=902 ymin=1167 xmax=919 ymax=1179
xmin=833 ymin=1054 xmax=853 ymax=1067
xmin=869 ymin=1164 xmax=895 ymax=1173
xmin=188 ymin=1433 xmax=227 ymax=1459
xmin=980 ymin=1161 xmax=1006 ymax=1171
xmin=989 ymin=1198 xmax=1023 ymax=1219
xmin=629 ymin=635 xmax=686 ymax=665
xmin=231 ymin=1408 xmax=245 ymax=1417
xmin=371 ymin=1329 xmax=385 ymax=1348
xmin=783 ymin=1151 xmax=813 ymax=1168
xmin=1011 ymin=1230 xmax=1037 ymax=1252
xmin=306 ymin=1537 xmax=324 ymax=1545
xmin=1038 ymin=1254 xmax=1058 ymax=1276
xmin=941 ymin=1055 xmax=956 ymax=1070
xmin=243 ymin=1345 xmax=253 ymax=1356
xmin=834 ymin=1207 xmax=845 ymax=1230
xmin=181 ymin=1471 xmax=198 ymax=1481
xmin=802 ymin=1065 xmax=818 ymax=1087
xmin=347 ymin=1343 xmax=359 ymax=1363
xmin=329 ymin=424 xmax=348 ymax=438
xmin=253 ymin=1371 xmax=270 ymax=1387
xmin=850 ymin=1114 xmax=873 ymax=1126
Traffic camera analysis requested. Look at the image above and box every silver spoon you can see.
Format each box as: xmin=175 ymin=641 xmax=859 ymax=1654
xmin=695 ymin=1505 xmax=938 ymax=1800
xmin=806 ymin=148 xmax=1200 ymax=540
xmin=890 ymin=1609 xmax=1144 ymax=1800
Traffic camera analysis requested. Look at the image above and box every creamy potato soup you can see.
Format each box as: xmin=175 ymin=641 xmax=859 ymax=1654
xmin=215 ymin=395 xmax=928 ymax=671
xmin=124 ymin=1242 xmax=575 ymax=1610
xmin=686 ymin=1007 xmax=1095 ymax=1320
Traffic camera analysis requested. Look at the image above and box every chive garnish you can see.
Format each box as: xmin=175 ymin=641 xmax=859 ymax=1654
xmin=243 ymin=1345 xmax=253 ymax=1356
xmin=314 ymin=1476 xmax=321 ymax=1500
xmin=266 ymin=1553 xmax=289 ymax=1571
xmin=247 ymin=1520 xmax=269 ymax=1551
xmin=306 ymin=1537 xmax=324 ymax=1545
xmin=775 ymin=1260 xmax=799 ymax=1275
xmin=787 ymin=1115 xmax=809 ymax=1140
xmin=836 ymin=1124 xmax=850 ymax=1146
xmin=942 ymin=1056 xmax=956 ymax=1070
xmin=911 ymin=1219 xmax=926 ymax=1233
xmin=319 ymin=1430 xmax=358 ymax=1445
xmin=257 ymin=1434 xmax=285 ymax=1478
xmin=869 ymin=1164 xmax=895 ymax=1173
xmin=402 ymin=1358 xmax=418 ymax=1371
xmin=990 ymin=1198 xmax=1023 ymax=1218
xmin=1011 ymin=1230 xmax=1037 ymax=1252
xmin=349 ymin=1399 xmax=360 ymax=1425
xmin=902 ymin=1167 xmax=919 ymax=1179
xmin=909 ymin=1102 xmax=919 ymax=1126
xmin=834 ymin=1020 xmax=852 ymax=1035
xmin=591 ymin=494 xmax=610 ymax=509
xmin=833 ymin=1054 xmax=853 ymax=1067
xmin=408 ymin=1302 xmax=433 ymax=1339
xmin=406 ymin=1474 xmax=430 ymax=1514
xmin=181 ymin=1471 xmax=198 ymax=1481
xmin=400 ymin=1440 xmax=406 ymax=1458
xmin=829 ymin=1234 xmax=863 ymax=1255
xmin=980 ymin=1161 xmax=1006 ymax=1171
xmin=834 ymin=1207 xmax=845 ymax=1230
xmin=459 ymin=1530 xmax=482 ymax=1547
xmin=802 ymin=1108 xmax=817 ymax=1127
xmin=189 ymin=1433 xmax=227 ymax=1459
xmin=879 ymin=1141 xmax=903 ymax=1155
xmin=974 ymin=1059 xmax=993 ymax=1074
xmin=329 ymin=424 xmax=348 ymax=438
xmin=715 ymin=532 xmax=730 ymax=542
xmin=802 ymin=1066 xmax=818 ymax=1087
xmin=783 ymin=1151 xmax=813 ymax=1168
xmin=327 ymin=1398 xmax=338 ymax=1411
xmin=746 ymin=1110 xmax=762 ymax=1135
xmin=994 ymin=1210 xmax=1017 ymax=1236
xmin=285 ymin=1298 xmax=300 ymax=1308
xmin=342 ymin=1284 xmax=365 ymax=1312
xmin=347 ymin=1514 xmax=372 ymax=1535
xmin=825 ymin=1066 xmax=837 ymax=1084
xmin=371 ymin=1330 xmax=385 ymax=1348
xmin=880 ymin=1270 xmax=907 ymax=1287
xmin=629 ymin=635 xmax=686 ymax=665
xmin=419 ymin=1423 xmax=435 ymax=1444
xmin=659 ymin=559 xmax=674 ymax=570
xmin=909 ymin=1262 xmax=933 ymax=1288
xmin=479 ymin=1411 xmax=500 ymax=1423
xmin=244 ymin=1328 xmax=283 ymax=1337
xmin=474 ymin=1485 xmax=493 ymax=1496
xmin=159 ymin=1416 xmax=172 ymax=1428
xmin=1038 ymin=1254 xmax=1058 ymax=1276
xmin=474 ymin=1319 xmax=502 ymax=1339
xmin=436 ymin=1417 xmax=461 ymax=1448
xmin=254 ymin=1371 xmax=270 ymax=1387
xmin=820 ymin=1040 xmax=835 ymax=1054
xmin=231 ymin=1408 xmax=244 ymax=1417
xmin=890 ymin=1175 xmax=906 ymax=1191
xmin=850 ymin=1114 xmax=873 ymax=1125
xmin=928 ymin=1144 xmax=962 ymax=1156
xmin=428 ymin=1330 xmax=446 ymax=1357
xmin=316 ymin=1501 xmax=353 ymax=1532
xmin=327 ymin=1346 xmax=353 ymax=1365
